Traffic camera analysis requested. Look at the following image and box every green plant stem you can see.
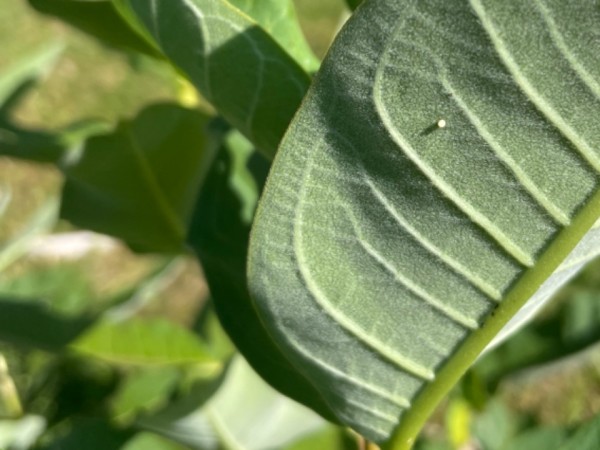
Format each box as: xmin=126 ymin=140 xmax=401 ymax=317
xmin=383 ymin=189 xmax=600 ymax=450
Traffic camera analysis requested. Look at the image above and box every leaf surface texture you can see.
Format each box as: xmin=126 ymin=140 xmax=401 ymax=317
xmin=248 ymin=0 xmax=600 ymax=444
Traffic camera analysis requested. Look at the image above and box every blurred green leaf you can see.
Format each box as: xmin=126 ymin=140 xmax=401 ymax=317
xmin=227 ymin=0 xmax=319 ymax=72
xmin=27 ymin=0 xmax=160 ymax=57
xmin=507 ymin=427 xmax=567 ymax=450
xmin=282 ymin=425 xmax=356 ymax=450
xmin=205 ymin=356 xmax=328 ymax=450
xmin=136 ymin=369 xmax=226 ymax=449
xmin=37 ymin=418 xmax=134 ymax=450
xmin=72 ymin=318 xmax=218 ymax=366
xmin=122 ymin=0 xmax=310 ymax=158
xmin=123 ymin=432 xmax=191 ymax=450
xmin=0 ymin=198 xmax=58 ymax=273
xmin=0 ymin=44 xmax=66 ymax=164
xmin=141 ymin=356 xmax=333 ymax=450
xmin=0 ymin=297 xmax=92 ymax=351
xmin=0 ymin=43 xmax=62 ymax=107
xmin=0 ymin=354 xmax=23 ymax=418
xmin=560 ymin=412 xmax=600 ymax=450
xmin=472 ymin=401 xmax=519 ymax=450
xmin=46 ymin=357 xmax=118 ymax=424
xmin=193 ymin=304 xmax=235 ymax=362
xmin=111 ymin=367 xmax=180 ymax=424
xmin=0 ymin=263 xmax=97 ymax=316
xmin=0 ymin=43 xmax=109 ymax=164
xmin=187 ymin=145 xmax=338 ymax=422
xmin=61 ymin=104 xmax=219 ymax=253
xmin=0 ymin=415 xmax=46 ymax=450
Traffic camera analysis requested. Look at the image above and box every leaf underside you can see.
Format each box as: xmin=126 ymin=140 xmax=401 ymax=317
xmin=249 ymin=0 xmax=600 ymax=445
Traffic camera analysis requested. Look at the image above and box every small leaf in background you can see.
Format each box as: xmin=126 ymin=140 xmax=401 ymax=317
xmin=111 ymin=367 xmax=180 ymax=424
xmin=27 ymin=0 xmax=160 ymax=57
xmin=227 ymin=0 xmax=320 ymax=72
xmin=61 ymin=104 xmax=219 ymax=253
xmin=72 ymin=318 xmax=218 ymax=366
xmin=124 ymin=0 xmax=311 ymax=157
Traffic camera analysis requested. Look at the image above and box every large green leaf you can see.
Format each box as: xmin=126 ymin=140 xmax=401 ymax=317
xmin=248 ymin=0 xmax=600 ymax=446
xmin=122 ymin=0 xmax=311 ymax=158
xmin=226 ymin=0 xmax=319 ymax=72
xmin=61 ymin=103 xmax=218 ymax=253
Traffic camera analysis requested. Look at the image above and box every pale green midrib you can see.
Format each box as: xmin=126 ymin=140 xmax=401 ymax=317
xmin=441 ymin=77 xmax=570 ymax=226
xmin=532 ymin=0 xmax=600 ymax=100
xmin=126 ymin=132 xmax=186 ymax=243
xmin=362 ymin=176 xmax=502 ymax=301
xmin=344 ymin=204 xmax=480 ymax=330
xmin=470 ymin=0 xmax=600 ymax=174
xmin=293 ymin=143 xmax=435 ymax=382
xmin=384 ymin=185 xmax=600 ymax=449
